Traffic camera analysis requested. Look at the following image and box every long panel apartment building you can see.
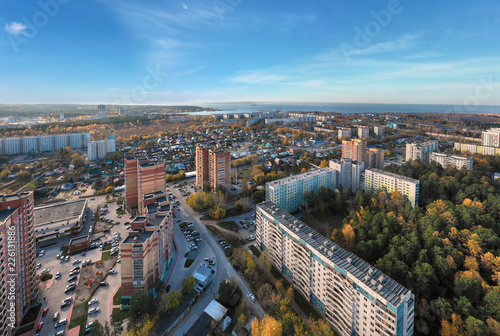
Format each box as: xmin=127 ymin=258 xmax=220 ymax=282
xmin=364 ymin=169 xmax=420 ymax=207
xmin=265 ymin=168 xmax=336 ymax=213
xmin=256 ymin=201 xmax=415 ymax=336
xmin=429 ymin=153 xmax=473 ymax=171
xmin=0 ymin=193 xmax=37 ymax=336
xmin=405 ymin=141 xmax=438 ymax=162
xmin=0 ymin=133 xmax=91 ymax=155
xmin=482 ymin=128 xmax=500 ymax=147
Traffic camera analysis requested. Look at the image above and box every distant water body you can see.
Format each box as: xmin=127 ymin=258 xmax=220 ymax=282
xmin=182 ymin=102 xmax=500 ymax=114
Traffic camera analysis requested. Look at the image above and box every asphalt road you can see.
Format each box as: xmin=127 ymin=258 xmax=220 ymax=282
xmin=164 ymin=182 xmax=265 ymax=334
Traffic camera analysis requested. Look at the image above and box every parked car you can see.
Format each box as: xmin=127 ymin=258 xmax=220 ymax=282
xmin=41 ymin=269 xmax=50 ymax=274
xmin=55 ymin=271 xmax=61 ymax=279
xmin=42 ymin=307 xmax=49 ymax=316
xmin=55 ymin=318 xmax=67 ymax=328
xmin=88 ymin=307 xmax=100 ymax=314
xmin=100 ymin=281 xmax=109 ymax=286
xmin=248 ymin=294 xmax=256 ymax=302
xmin=53 ymin=311 xmax=60 ymax=321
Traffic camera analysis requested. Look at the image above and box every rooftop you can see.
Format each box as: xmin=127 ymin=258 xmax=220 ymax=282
xmin=258 ymin=201 xmax=412 ymax=308
xmin=204 ymin=299 xmax=228 ymax=322
xmin=266 ymin=168 xmax=334 ymax=188
xmin=34 ymin=200 xmax=87 ymax=226
xmin=123 ymin=230 xmax=154 ymax=244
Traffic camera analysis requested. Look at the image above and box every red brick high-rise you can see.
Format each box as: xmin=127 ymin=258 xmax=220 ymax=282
xmin=195 ymin=146 xmax=230 ymax=191
xmin=125 ymin=156 xmax=165 ymax=213
xmin=0 ymin=192 xmax=37 ymax=336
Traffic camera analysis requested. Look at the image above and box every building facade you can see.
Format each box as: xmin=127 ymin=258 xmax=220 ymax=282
xmin=265 ymin=168 xmax=336 ymax=213
xmin=125 ymin=156 xmax=166 ymax=211
xmin=121 ymin=213 xmax=173 ymax=305
xmin=453 ymin=142 xmax=500 ymax=156
xmin=256 ymin=202 xmax=415 ymax=336
xmin=405 ymin=141 xmax=438 ymax=162
xmin=358 ymin=126 xmax=369 ymax=139
xmin=374 ymin=126 xmax=385 ymax=137
xmin=364 ymin=169 xmax=420 ymax=207
xmin=429 ymin=153 xmax=473 ymax=171
xmin=342 ymin=139 xmax=367 ymax=163
xmin=0 ymin=133 xmax=91 ymax=156
xmin=482 ymin=128 xmax=500 ymax=148
xmin=87 ymin=134 xmax=116 ymax=161
xmin=338 ymin=127 xmax=351 ymax=140
xmin=196 ymin=147 xmax=230 ymax=190
xmin=329 ymin=159 xmax=364 ymax=192
xmin=366 ymin=148 xmax=385 ymax=170
xmin=0 ymin=193 xmax=37 ymax=336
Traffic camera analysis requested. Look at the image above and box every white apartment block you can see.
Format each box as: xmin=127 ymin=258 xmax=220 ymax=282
xmin=358 ymin=126 xmax=369 ymax=139
xmin=364 ymin=169 xmax=420 ymax=207
xmin=338 ymin=127 xmax=351 ymax=140
xmin=257 ymin=202 xmax=415 ymax=336
xmin=482 ymin=128 xmax=500 ymax=148
xmin=454 ymin=142 xmax=500 ymax=156
xmin=429 ymin=153 xmax=473 ymax=171
xmin=265 ymin=168 xmax=336 ymax=213
xmin=374 ymin=126 xmax=385 ymax=137
xmin=405 ymin=141 xmax=438 ymax=162
xmin=0 ymin=133 xmax=91 ymax=155
xmin=329 ymin=159 xmax=365 ymax=191
xmin=106 ymin=134 xmax=116 ymax=154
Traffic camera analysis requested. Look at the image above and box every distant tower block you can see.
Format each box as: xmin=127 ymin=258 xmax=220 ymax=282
xmin=60 ymin=110 xmax=65 ymax=121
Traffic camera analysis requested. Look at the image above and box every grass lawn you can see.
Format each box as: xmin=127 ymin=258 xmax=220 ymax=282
xmin=116 ymin=197 xmax=124 ymax=205
xmin=111 ymin=308 xmax=130 ymax=323
xmin=113 ymin=287 xmax=122 ymax=305
xmin=69 ymin=305 xmax=88 ymax=336
xmin=184 ymin=259 xmax=195 ymax=268
xmin=20 ymin=303 xmax=41 ymax=325
xmin=101 ymin=251 xmax=111 ymax=261
xmin=219 ymin=220 xmax=240 ymax=231
xmin=116 ymin=210 xmax=126 ymax=215
xmin=15 ymin=322 xmax=35 ymax=335
xmin=249 ymin=245 xmax=261 ymax=258
xmin=103 ymin=244 xmax=112 ymax=251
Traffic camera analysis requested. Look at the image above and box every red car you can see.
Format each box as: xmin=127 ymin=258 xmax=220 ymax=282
xmin=42 ymin=307 xmax=49 ymax=317
xmin=36 ymin=321 xmax=44 ymax=333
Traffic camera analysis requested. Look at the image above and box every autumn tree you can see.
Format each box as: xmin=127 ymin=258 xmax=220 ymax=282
xmin=251 ymin=315 xmax=282 ymax=336
xmin=181 ymin=276 xmax=196 ymax=294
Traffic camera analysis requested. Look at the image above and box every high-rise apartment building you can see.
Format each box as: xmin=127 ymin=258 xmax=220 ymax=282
xmin=357 ymin=126 xmax=369 ymax=139
xmin=59 ymin=111 xmax=65 ymax=121
xmin=482 ymin=128 xmax=500 ymax=148
xmin=195 ymin=147 xmax=209 ymax=188
xmin=195 ymin=147 xmax=230 ymax=191
xmin=121 ymin=212 xmax=173 ymax=306
xmin=366 ymin=148 xmax=385 ymax=169
xmin=0 ymin=133 xmax=91 ymax=156
xmin=405 ymin=141 xmax=438 ymax=162
xmin=329 ymin=159 xmax=364 ymax=192
xmin=374 ymin=126 xmax=385 ymax=137
xmin=209 ymin=149 xmax=230 ymax=191
xmin=338 ymin=127 xmax=351 ymax=140
xmin=256 ymin=202 xmax=415 ymax=336
xmin=429 ymin=153 xmax=473 ymax=171
xmin=87 ymin=134 xmax=116 ymax=161
xmin=342 ymin=139 xmax=367 ymax=163
xmin=265 ymin=168 xmax=336 ymax=213
xmin=125 ymin=156 xmax=166 ymax=212
xmin=98 ymin=104 xmax=106 ymax=114
xmin=364 ymin=168 xmax=420 ymax=207
xmin=0 ymin=193 xmax=37 ymax=336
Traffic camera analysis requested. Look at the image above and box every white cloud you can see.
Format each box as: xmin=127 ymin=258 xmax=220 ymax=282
xmin=4 ymin=22 xmax=27 ymax=35
xmin=230 ymin=72 xmax=293 ymax=84
xmin=180 ymin=2 xmax=188 ymax=10
xmin=348 ymin=32 xmax=422 ymax=57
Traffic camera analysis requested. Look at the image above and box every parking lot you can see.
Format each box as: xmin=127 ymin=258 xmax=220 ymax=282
xmin=35 ymin=195 xmax=127 ymax=335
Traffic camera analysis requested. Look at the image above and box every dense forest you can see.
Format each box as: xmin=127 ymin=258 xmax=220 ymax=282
xmin=330 ymin=158 xmax=500 ymax=335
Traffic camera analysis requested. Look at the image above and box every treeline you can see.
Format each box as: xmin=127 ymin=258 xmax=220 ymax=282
xmin=332 ymin=159 xmax=500 ymax=336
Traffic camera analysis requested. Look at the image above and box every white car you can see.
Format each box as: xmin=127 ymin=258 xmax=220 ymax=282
xmin=88 ymin=298 xmax=99 ymax=305
xmin=39 ymin=250 xmax=45 ymax=257
xmin=36 ymin=263 xmax=42 ymax=269
xmin=88 ymin=307 xmax=100 ymax=314
xmin=55 ymin=271 xmax=61 ymax=279
xmin=108 ymin=269 xmax=117 ymax=274
xmin=248 ymin=294 xmax=256 ymax=302
xmin=41 ymin=268 xmax=50 ymax=274
xmin=72 ymin=260 xmax=81 ymax=265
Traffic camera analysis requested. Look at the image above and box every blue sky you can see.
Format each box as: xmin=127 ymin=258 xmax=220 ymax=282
xmin=1 ymin=0 xmax=500 ymax=105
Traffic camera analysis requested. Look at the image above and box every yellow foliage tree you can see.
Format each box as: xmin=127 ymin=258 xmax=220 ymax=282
xmin=251 ymin=315 xmax=282 ymax=336
xmin=441 ymin=314 xmax=465 ymax=336
xmin=319 ymin=160 xmax=329 ymax=168
xmin=342 ymin=224 xmax=356 ymax=248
